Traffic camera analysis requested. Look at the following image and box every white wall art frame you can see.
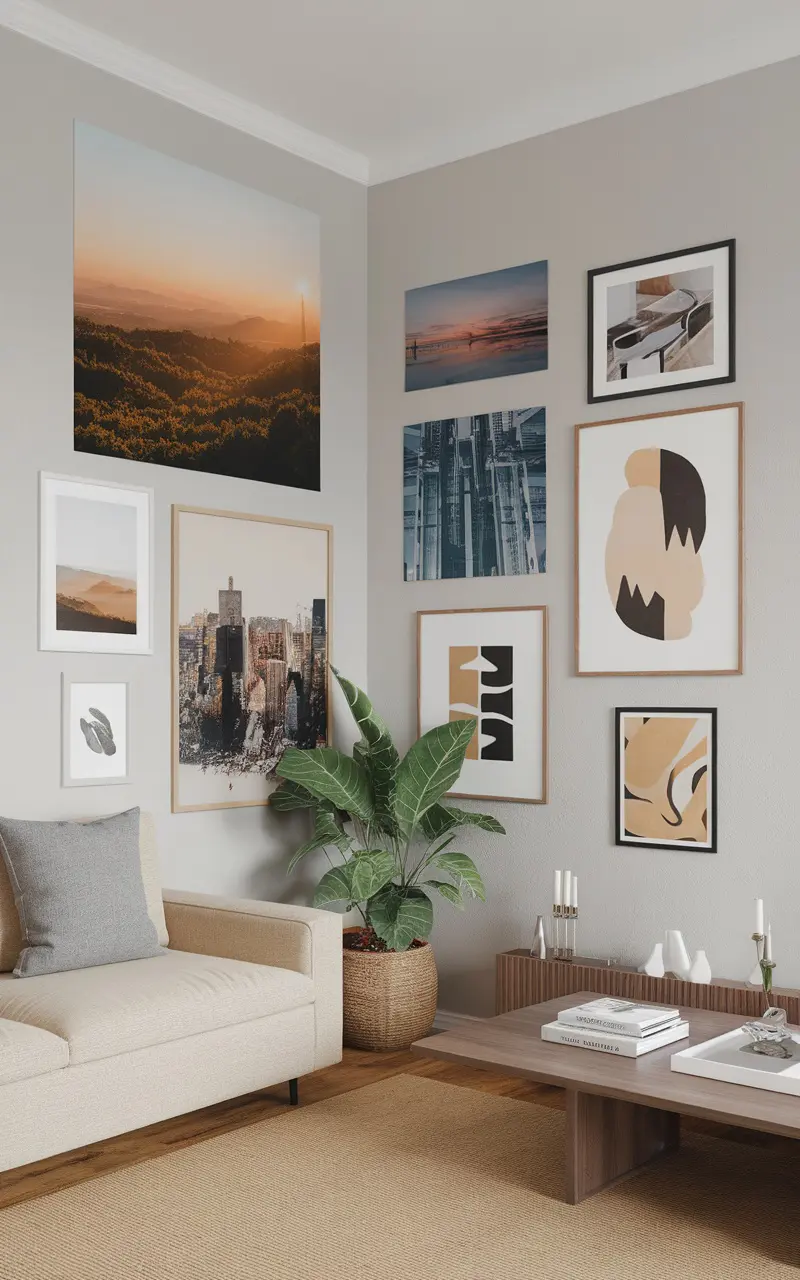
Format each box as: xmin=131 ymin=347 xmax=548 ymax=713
xmin=62 ymin=676 xmax=130 ymax=787
xmin=40 ymin=473 xmax=153 ymax=654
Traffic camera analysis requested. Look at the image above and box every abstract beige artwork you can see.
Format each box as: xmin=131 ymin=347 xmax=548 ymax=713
xmin=616 ymin=709 xmax=716 ymax=852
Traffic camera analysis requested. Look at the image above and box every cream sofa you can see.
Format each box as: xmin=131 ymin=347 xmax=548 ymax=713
xmin=0 ymin=816 xmax=342 ymax=1172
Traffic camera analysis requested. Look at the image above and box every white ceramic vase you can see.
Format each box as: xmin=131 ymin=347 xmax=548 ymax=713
xmin=663 ymin=930 xmax=691 ymax=979
xmin=688 ymin=949 xmax=712 ymax=984
xmin=642 ymin=941 xmax=665 ymax=978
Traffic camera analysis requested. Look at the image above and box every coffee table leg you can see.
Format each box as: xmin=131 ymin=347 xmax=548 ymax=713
xmin=565 ymin=1089 xmax=680 ymax=1204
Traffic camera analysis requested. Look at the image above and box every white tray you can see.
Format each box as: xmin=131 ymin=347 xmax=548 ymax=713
xmin=671 ymin=1027 xmax=800 ymax=1096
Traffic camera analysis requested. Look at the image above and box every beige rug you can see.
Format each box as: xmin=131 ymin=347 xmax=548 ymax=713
xmin=1 ymin=1075 xmax=799 ymax=1278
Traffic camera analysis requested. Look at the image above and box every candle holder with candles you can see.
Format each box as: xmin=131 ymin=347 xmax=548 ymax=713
xmin=551 ymin=868 xmax=578 ymax=961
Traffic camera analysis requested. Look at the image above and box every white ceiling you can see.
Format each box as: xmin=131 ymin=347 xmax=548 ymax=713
xmin=4 ymin=0 xmax=800 ymax=182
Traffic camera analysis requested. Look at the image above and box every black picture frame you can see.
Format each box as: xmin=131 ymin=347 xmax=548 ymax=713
xmin=615 ymin=708 xmax=717 ymax=854
xmin=588 ymin=239 xmax=735 ymax=404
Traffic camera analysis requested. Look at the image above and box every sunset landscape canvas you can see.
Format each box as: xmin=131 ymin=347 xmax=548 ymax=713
xmin=73 ymin=123 xmax=321 ymax=489
xmin=405 ymin=261 xmax=548 ymax=391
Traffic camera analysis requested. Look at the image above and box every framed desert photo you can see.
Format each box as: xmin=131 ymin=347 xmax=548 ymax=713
xmin=404 ymin=408 xmax=546 ymax=580
xmin=74 ymin=122 xmax=320 ymax=491
xmin=417 ymin=606 xmax=547 ymax=804
xmin=172 ymin=506 xmax=331 ymax=813
xmin=62 ymin=677 xmax=130 ymax=787
xmin=40 ymin=473 xmax=152 ymax=654
xmin=588 ymin=239 xmax=734 ymax=402
xmin=615 ymin=708 xmax=717 ymax=853
xmin=575 ymin=403 xmax=742 ymax=676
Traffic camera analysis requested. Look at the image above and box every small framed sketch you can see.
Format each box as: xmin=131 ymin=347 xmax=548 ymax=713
xmin=40 ymin=474 xmax=153 ymax=654
xmin=588 ymin=239 xmax=734 ymax=402
xmin=575 ymin=403 xmax=742 ymax=675
xmin=417 ymin=606 xmax=547 ymax=804
xmin=62 ymin=678 xmax=130 ymax=787
xmin=615 ymin=708 xmax=717 ymax=852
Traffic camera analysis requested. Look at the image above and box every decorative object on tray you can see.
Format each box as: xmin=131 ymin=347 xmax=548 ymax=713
xmin=641 ymin=941 xmax=665 ymax=978
xmin=530 ymin=914 xmax=547 ymax=959
xmin=172 ymin=505 xmax=331 ymax=812
xmin=672 ymin=1019 xmax=800 ymax=1096
xmin=62 ymin=677 xmax=130 ymax=787
xmin=663 ymin=929 xmax=692 ymax=979
xmin=587 ymin=239 xmax=735 ymax=403
xmin=687 ymin=949 xmax=712 ymax=985
xmin=551 ymin=869 xmax=578 ymax=960
xmin=417 ymin=606 xmax=548 ymax=804
xmin=575 ymin=403 xmax=742 ymax=676
xmin=542 ymin=997 xmax=688 ymax=1057
xmin=615 ymin=710 xmax=718 ymax=852
xmin=40 ymin=473 xmax=153 ymax=655
xmin=404 ymin=408 xmax=546 ymax=581
xmin=272 ymin=669 xmax=505 ymax=1051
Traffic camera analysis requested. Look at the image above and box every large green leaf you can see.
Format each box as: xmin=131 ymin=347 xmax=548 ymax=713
xmin=313 ymin=863 xmax=355 ymax=907
xmin=349 ymin=850 xmax=396 ymax=902
xmin=421 ymin=802 xmax=506 ymax=839
xmin=269 ymin=778 xmax=317 ymax=812
xmin=368 ymin=886 xmax=434 ymax=951
xmin=424 ymin=880 xmax=464 ymax=908
xmin=394 ymin=720 xmax=477 ymax=835
xmin=333 ymin=669 xmax=400 ymax=832
xmin=277 ymin=747 xmax=374 ymax=821
xmin=435 ymin=851 xmax=486 ymax=902
xmin=287 ymin=808 xmax=351 ymax=874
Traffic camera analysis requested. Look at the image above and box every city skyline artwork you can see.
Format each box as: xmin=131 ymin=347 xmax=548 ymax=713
xmin=404 ymin=409 xmax=546 ymax=581
xmin=173 ymin=507 xmax=330 ymax=811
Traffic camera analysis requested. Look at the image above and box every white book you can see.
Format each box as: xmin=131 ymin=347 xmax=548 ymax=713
xmin=557 ymin=997 xmax=681 ymax=1038
xmin=542 ymin=1019 xmax=690 ymax=1057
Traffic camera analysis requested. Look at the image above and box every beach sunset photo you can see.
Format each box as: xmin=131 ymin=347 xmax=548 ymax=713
xmin=405 ymin=260 xmax=548 ymax=391
xmin=74 ymin=122 xmax=321 ymax=489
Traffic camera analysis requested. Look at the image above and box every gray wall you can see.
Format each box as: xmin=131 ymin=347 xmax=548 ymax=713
xmin=367 ymin=58 xmax=800 ymax=1013
xmin=0 ymin=29 xmax=367 ymax=901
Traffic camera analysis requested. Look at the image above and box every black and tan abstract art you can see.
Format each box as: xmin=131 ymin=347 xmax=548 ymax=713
xmin=606 ymin=447 xmax=706 ymax=642
xmin=615 ymin=709 xmax=716 ymax=852
xmin=448 ymin=645 xmax=514 ymax=762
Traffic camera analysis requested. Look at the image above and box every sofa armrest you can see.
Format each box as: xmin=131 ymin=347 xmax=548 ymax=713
xmin=162 ymin=890 xmax=342 ymax=1069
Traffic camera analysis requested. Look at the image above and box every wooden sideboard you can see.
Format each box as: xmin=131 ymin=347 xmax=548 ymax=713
xmin=496 ymin=949 xmax=800 ymax=1023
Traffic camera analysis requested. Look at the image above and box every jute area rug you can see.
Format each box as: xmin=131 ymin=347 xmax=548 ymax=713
xmin=1 ymin=1075 xmax=798 ymax=1279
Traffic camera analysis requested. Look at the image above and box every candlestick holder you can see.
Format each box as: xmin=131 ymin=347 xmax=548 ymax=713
xmin=747 ymin=931 xmax=766 ymax=988
xmin=552 ymin=903 xmax=563 ymax=960
xmin=551 ymin=905 xmax=578 ymax=960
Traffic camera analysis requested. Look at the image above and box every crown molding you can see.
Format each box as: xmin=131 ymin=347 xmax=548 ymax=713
xmin=0 ymin=0 xmax=370 ymax=184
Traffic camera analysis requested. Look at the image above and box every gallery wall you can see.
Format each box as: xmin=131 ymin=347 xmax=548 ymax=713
xmin=367 ymin=56 xmax=800 ymax=1013
xmin=0 ymin=28 xmax=367 ymax=899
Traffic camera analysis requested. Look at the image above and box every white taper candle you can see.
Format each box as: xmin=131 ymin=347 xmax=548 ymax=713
xmin=764 ymin=923 xmax=773 ymax=962
xmin=563 ymin=870 xmax=572 ymax=910
xmin=553 ymin=869 xmax=561 ymax=906
xmin=755 ymin=898 xmax=764 ymax=936
xmin=571 ymin=876 xmax=578 ymax=909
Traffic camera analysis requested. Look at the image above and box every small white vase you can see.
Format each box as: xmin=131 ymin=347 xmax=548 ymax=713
xmin=663 ymin=930 xmax=691 ymax=979
xmin=642 ymin=941 xmax=665 ymax=978
xmin=688 ymin=949 xmax=712 ymax=984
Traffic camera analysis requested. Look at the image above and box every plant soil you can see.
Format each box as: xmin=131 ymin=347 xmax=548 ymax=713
xmin=343 ymin=927 xmax=425 ymax=954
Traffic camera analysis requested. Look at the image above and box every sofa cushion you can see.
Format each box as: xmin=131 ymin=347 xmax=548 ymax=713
xmin=0 ymin=808 xmax=164 ymax=977
xmin=0 ymin=810 xmax=168 ymax=974
xmin=0 ymin=950 xmax=315 ymax=1065
xmin=0 ymin=1017 xmax=69 ymax=1085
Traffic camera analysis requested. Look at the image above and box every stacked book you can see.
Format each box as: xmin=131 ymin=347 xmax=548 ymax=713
xmin=541 ymin=997 xmax=689 ymax=1057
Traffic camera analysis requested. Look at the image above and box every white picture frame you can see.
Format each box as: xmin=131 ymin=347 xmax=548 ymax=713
xmin=40 ymin=473 xmax=153 ymax=654
xmin=62 ymin=676 xmax=130 ymax=787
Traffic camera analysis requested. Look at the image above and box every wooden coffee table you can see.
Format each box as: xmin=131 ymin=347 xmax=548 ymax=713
xmin=412 ymin=991 xmax=800 ymax=1203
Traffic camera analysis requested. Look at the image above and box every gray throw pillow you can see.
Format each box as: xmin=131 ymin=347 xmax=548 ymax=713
xmin=0 ymin=807 xmax=164 ymax=977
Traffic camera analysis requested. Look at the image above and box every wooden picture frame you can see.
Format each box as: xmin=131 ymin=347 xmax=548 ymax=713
xmin=417 ymin=605 xmax=548 ymax=805
xmin=615 ymin=708 xmax=717 ymax=853
xmin=588 ymin=238 xmax=735 ymax=403
xmin=171 ymin=505 xmax=333 ymax=813
xmin=575 ymin=402 xmax=743 ymax=676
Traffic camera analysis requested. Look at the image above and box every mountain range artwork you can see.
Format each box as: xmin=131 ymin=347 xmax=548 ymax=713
xmin=73 ymin=122 xmax=321 ymax=490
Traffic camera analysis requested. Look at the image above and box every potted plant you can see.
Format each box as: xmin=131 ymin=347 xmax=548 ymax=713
xmin=270 ymin=669 xmax=505 ymax=1051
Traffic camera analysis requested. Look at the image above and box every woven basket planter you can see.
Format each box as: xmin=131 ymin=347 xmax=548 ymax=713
xmin=342 ymin=929 xmax=438 ymax=1052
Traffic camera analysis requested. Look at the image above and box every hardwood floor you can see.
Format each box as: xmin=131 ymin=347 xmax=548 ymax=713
xmin=0 ymin=1047 xmax=792 ymax=1212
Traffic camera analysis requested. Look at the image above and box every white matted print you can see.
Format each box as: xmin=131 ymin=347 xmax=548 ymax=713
xmin=417 ymin=607 xmax=547 ymax=804
xmin=62 ymin=678 xmax=129 ymax=787
xmin=40 ymin=474 xmax=152 ymax=654
xmin=588 ymin=240 xmax=734 ymax=403
xmin=576 ymin=404 xmax=742 ymax=675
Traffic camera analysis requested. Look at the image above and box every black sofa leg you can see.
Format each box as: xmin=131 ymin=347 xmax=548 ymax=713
xmin=289 ymin=1078 xmax=299 ymax=1106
